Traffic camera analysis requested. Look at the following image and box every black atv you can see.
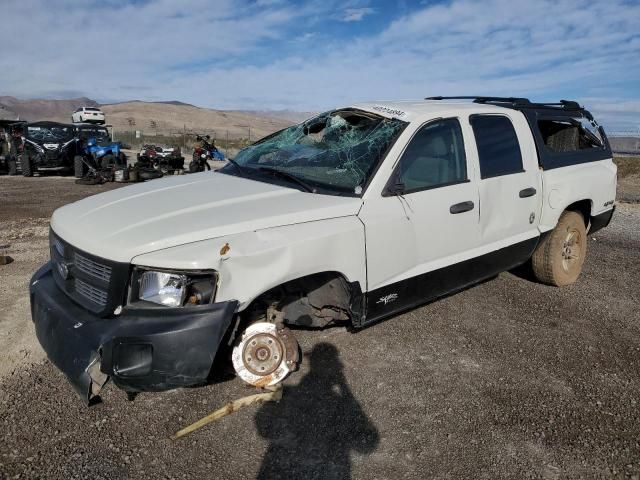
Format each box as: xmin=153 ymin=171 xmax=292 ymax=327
xmin=21 ymin=121 xmax=78 ymax=176
xmin=0 ymin=120 xmax=26 ymax=175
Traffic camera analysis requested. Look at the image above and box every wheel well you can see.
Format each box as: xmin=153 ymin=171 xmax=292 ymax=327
xmin=565 ymin=199 xmax=592 ymax=226
xmin=244 ymin=272 xmax=358 ymax=328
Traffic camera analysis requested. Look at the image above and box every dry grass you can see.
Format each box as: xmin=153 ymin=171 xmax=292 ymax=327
xmin=614 ymin=156 xmax=640 ymax=178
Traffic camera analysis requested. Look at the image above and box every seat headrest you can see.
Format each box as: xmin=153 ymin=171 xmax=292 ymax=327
xmin=424 ymin=136 xmax=447 ymax=157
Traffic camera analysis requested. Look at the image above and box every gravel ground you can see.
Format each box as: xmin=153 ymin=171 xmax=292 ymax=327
xmin=0 ymin=175 xmax=639 ymax=480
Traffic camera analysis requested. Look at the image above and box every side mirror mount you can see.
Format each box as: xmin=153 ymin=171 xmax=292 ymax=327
xmin=384 ymin=180 xmax=405 ymax=197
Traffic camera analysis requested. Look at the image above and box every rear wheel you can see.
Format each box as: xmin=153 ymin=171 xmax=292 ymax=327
xmin=21 ymin=153 xmax=33 ymax=177
xmin=138 ymin=168 xmax=163 ymax=180
xmin=74 ymin=155 xmax=85 ymax=178
xmin=532 ymin=210 xmax=587 ymax=286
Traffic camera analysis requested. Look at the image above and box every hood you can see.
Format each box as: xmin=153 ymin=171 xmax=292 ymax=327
xmin=51 ymin=172 xmax=363 ymax=263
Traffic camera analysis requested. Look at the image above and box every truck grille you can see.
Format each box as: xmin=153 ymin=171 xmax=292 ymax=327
xmin=49 ymin=231 xmax=129 ymax=317
xmin=75 ymin=252 xmax=112 ymax=282
xmin=75 ymin=278 xmax=108 ymax=306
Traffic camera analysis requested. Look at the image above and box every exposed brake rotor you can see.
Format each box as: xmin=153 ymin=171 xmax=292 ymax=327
xmin=232 ymin=322 xmax=299 ymax=388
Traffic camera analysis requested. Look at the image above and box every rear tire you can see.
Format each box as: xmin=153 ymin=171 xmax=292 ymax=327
xmin=75 ymin=175 xmax=105 ymax=185
xmin=74 ymin=155 xmax=85 ymax=178
xmin=138 ymin=168 xmax=163 ymax=180
xmin=21 ymin=153 xmax=33 ymax=177
xmin=532 ymin=210 xmax=587 ymax=286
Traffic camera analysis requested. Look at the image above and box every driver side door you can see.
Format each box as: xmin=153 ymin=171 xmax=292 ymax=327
xmin=357 ymin=117 xmax=481 ymax=324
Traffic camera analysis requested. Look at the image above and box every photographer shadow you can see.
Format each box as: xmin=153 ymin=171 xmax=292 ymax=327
xmin=255 ymin=342 xmax=379 ymax=479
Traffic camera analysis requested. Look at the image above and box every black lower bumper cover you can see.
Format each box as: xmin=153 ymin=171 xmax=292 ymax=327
xmin=30 ymin=263 xmax=238 ymax=403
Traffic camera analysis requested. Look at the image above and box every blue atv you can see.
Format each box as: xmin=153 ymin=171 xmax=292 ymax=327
xmin=74 ymin=137 xmax=127 ymax=178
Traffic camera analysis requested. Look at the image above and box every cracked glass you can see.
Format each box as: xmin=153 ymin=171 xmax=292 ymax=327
xmin=223 ymin=109 xmax=407 ymax=196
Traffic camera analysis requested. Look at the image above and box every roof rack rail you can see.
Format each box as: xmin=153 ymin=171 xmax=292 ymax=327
xmin=425 ymin=95 xmax=531 ymax=104
xmin=425 ymin=96 xmax=583 ymax=111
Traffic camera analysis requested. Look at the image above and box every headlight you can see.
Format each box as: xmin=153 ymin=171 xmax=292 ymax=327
xmin=139 ymin=271 xmax=186 ymax=306
xmin=130 ymin=268 xmax=218 ymax=307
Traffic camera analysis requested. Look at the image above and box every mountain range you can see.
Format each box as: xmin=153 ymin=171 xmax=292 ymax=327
xmin=0 ymin=96 xmax=307 ymax=139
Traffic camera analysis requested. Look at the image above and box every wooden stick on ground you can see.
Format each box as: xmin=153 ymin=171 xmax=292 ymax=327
xmin=170 ymin=386 xmax=283 ymax=441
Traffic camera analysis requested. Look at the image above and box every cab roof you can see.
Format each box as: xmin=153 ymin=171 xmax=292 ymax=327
xmin=352 ymin=100 xmax=514 ymax=123
xmin=352 ymin=97 xmax=589 ymax=123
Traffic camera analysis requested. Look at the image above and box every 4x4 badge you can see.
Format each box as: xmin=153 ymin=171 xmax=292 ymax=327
xmin=377 ymin=293 xmax=398 ymax=305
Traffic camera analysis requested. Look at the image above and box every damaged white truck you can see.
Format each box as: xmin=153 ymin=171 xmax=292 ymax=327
xmin=30 ymin=96 xmax=617 ymax=403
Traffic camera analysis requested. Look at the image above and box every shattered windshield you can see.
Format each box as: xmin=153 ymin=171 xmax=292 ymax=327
xmin=27 ymin=125 xmax=74 ymax=142
xmin=222 ymin=109 xmax=407 ymax=195
xmin=77 ymin=127 xmax=109 ymax=139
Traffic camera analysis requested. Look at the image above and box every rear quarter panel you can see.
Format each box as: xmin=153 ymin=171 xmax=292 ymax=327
xmin=539 ymin=158 xmax=617 ymax=232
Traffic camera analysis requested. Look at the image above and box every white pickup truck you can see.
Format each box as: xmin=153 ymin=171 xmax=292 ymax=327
xmin=30 ymin=96 xmax=617 ymax=402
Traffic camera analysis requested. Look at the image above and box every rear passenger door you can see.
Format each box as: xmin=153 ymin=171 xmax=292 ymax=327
xmin=469 ymin=113 xmax=541 ymax=255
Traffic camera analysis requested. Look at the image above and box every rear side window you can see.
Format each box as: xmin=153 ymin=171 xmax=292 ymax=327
xmin=396 ymin=118 xmax=467 ymax=193
xmin=470 ymin=115 xmax=523 ymax=179
xmin=538 ymin=119 xmax=603 ymax=153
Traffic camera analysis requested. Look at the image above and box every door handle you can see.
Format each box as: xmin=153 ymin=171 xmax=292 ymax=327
xmin=519 ymin=187 xmax=537 ymax=198
xmin=450 ymin=201 xmax=474 ymax=214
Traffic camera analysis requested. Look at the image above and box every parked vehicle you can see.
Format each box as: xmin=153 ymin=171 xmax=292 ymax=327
xmin=21 ymin=121 xmax=78 ymax=176
xmin=74 ymin=123 xmax=111 ymax=143
xmin=30 ymin=97 xmax=616 ymax=403
xmin=189 ymin=134 xmax=224 ymax=172
xmin=0 ymin=120 xmax=26 ymax=175
xmin=72 ymin=107 xmax=105 ymax=125
xmin=137 ymin=144 xmax=184 ymax=173
xmin=74 ymin=137 xmax=126 ymax=178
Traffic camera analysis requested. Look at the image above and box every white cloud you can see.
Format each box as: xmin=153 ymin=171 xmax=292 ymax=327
xmin=341 ymin=7 xmax=375 ymax=22
xmin=0 ymin=0 xmax=638 ymax=128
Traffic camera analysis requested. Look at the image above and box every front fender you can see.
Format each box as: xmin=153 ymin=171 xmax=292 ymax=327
xmin=131 ymin=216 xmax=367 ymax=310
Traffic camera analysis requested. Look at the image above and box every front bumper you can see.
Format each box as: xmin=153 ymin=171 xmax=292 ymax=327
xmin=30 ymin=263 xmax=238 ymax=403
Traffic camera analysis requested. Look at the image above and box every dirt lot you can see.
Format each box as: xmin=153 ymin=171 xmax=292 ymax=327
xmin=1 ymin=169 xmax=639 ymax=479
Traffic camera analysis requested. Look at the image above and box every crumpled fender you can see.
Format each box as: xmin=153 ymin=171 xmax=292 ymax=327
xmin=131 ymin=216 xmax=367 ymax=311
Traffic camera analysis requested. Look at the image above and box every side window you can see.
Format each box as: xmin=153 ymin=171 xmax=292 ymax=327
xmin=470 ymin=115 xmax=523 ymax=179
xmin=538 ymin=119 xmax=603 ymax=153
xmin=396 ymin=118 xmax=467 ymax=193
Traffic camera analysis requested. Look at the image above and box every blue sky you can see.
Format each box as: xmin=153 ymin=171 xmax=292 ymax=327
xmin=1 ymin=0 xmax=639 ymax=129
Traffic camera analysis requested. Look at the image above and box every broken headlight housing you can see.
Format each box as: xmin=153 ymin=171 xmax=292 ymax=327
xmin=129 ymin=268 xmax=218 ymax=307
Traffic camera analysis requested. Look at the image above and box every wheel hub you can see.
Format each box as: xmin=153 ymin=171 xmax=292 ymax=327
xmin=562 ymin=229 xmax=581 ymax=269
xmin=242 ymin=333 xmax=283 ymax=376
xmin=232 ymin=322 xmax=299 ymax=387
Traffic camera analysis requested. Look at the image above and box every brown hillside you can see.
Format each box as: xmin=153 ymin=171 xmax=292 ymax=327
xmin=101 ymin=101 xmax=292 ymax=138
xmin=0 ymin=97 xmax=293 ymax=139
xmin=0 ymin=96 xmax=98 ymax=122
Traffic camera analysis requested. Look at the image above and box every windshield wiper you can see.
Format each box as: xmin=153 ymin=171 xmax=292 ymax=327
xmin=257 ymin=167 xmax=316 ymax=193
